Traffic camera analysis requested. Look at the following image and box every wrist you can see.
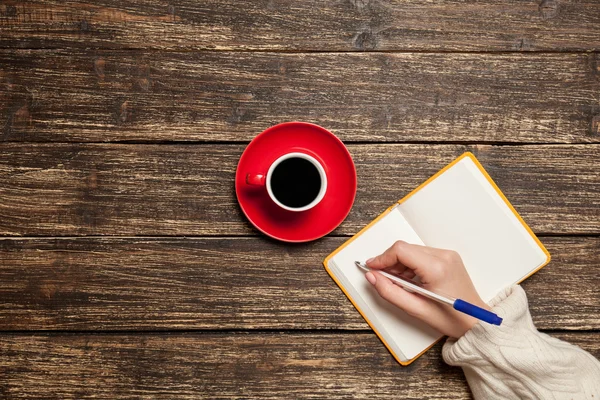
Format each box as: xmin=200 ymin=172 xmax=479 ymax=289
xmin=451 ymin=298 xmax=491 ymax=338
xmin=443 ymin=286 xmax=533 ymax=364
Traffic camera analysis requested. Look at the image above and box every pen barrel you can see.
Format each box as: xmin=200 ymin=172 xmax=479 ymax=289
xmin=453 ymin=299 xmax=503 ymax=326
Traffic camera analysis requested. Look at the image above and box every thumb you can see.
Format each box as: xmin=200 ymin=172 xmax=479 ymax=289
xmin=366 ymin=271 xmax=433 ymax=320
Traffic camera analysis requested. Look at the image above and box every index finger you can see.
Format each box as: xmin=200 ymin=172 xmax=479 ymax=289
xmin=367 ymin=241 xmax=440 ymax=277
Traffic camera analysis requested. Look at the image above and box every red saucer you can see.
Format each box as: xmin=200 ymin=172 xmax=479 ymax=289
xmin=235 ymin=122 xmax=357 ymax=242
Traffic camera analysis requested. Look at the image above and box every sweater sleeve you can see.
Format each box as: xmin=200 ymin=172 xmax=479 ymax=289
xmin=442 ymin=285 xmax=600 ymax=400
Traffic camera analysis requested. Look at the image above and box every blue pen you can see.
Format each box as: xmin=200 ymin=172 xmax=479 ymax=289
xmin=355 ymin=261 xmax=502 ymax=326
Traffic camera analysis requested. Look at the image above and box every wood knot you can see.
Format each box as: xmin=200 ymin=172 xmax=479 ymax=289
xmin=167 ymin=4 xmax=176 ymax=21
xmin=350 ymin=0 xmax=370 ymax=11
xmin=539 ymin=0 xmax=558 ymax=20
xmin=94 ymin=58 xmax=106 ymax=80
xmin=138 ymin=64 xmax=150 ymax=75
xmin=79 ymin=19 xmax=91 ymax=32
xmin=265 ymin=0 xmax=276 ymax=10
xmin=87 ymin=170 xmax=98 ymax=190
xmin=591 ymin=54 xmax=600 ymax=80
xmin=137 ymin=78 xmax=151 ymax=91
xmin=1 ymin=5 xmax=17 ymax=18
xmin=39 ymin=283 xmax=58 ymax=300
xmin=353 ymin=30 xmax=377 ymax=50
xmin=135 ymin=63 xmax=152 ymax=90
xmin=228 ymin=103 xmax=247 ymax=125
xmin=514 ymin=38 xmax=532 ymax=51
xmin=13 ymin=104 xmax=31 ymax=126
xmin=234 ymin=92 xmax=254 ymax=101
xmin=118 ymin=101 xmax=130 ymax=123
xmin=592 ymin=116 xmax=600 ymax=135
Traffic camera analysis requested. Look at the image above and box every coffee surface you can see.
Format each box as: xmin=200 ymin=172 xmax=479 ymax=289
xmin=270 ymin=157 xmax=322 ymax=208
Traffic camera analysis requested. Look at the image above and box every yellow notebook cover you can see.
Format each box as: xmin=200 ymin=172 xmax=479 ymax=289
xmin=323 ymin=152 xmax=551 ymax=366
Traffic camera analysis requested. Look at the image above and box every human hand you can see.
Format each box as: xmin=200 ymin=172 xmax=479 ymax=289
xmin=365 ymin=241 xmax=491 ymax=338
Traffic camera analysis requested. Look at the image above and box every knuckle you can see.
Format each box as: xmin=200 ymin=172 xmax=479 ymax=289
xmin=377 ymin=283 xmax=393 ymax=300
xmin=442 ymin=250 xmax=461 ymax=263
xmin=430 ymin=259 xmax=447 ymax=276
xmin=392 ymin=241 xmax=405 ymax=252
xmin=432 ymin=259 xmax=446 ymax=271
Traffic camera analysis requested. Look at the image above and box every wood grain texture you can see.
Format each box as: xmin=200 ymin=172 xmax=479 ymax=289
xmin=0 ymin=332 xmax=597 ymax=399
xmin=0 ymin=1 xmax=599 ymax=51
xmin=1 ymin=144 xmax=598 ymax=236
xmin=0 ymin=237 xmax=597 ymax=331
xmin=2 ymin=51 xmax=600 ymax=143
xmin=2 ymin=1 xmax=598 ymax=396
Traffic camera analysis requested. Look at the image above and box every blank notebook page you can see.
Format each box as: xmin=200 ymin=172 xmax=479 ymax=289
xmin=330 ymin=209 xmax=442 ymax=360
xmin=398 ymin=157 xmax=548 ymax=302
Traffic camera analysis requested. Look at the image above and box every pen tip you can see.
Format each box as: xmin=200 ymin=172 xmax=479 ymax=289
xmin=354 ymin=261 xmax=368 ymax=271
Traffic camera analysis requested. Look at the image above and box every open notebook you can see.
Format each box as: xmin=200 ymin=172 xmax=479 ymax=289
xmin=324 ymin=152 xmax=550 ymax=365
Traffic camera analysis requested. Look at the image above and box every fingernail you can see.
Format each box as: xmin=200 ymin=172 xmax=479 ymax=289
xmin=365 ymin=272 xmax=376 ymax=285
xmin=366 ymin=257 xmax=375 ymax=264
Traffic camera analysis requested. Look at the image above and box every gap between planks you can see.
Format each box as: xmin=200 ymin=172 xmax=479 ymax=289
xmin=0 ymin=47 xmax=598 ymax=54
xmin=0 ymin=234 xmax=598 ymax=239
xmin=2 ymin=141 xmax=600 ymax=146
xmin=0 ymin=329 xmax=597 ymax=336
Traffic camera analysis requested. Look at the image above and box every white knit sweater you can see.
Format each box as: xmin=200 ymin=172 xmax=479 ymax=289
xmin=443 ymin=286 xmax=600 ymax=399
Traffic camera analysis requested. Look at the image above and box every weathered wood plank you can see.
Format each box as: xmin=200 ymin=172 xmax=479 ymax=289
xmin=2 ymin=51 xmax=599 ymax=143
xmin=0 ymin=332 xmax=597 ymax=399
xmin=0 ymin=1 xmax=599 ymax=51
xmin=0 ymin=237 xmax=597 ymax=331
xmin=1 ymin=144 xmax=598 ymax=236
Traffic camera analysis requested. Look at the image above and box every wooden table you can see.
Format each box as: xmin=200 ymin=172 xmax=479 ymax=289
xmin=1 ymin=1 xmax=599 ymax=398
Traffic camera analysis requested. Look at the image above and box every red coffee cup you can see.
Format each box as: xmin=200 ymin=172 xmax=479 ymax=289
xmin=246 ymin=152 xmax=328 ymax=212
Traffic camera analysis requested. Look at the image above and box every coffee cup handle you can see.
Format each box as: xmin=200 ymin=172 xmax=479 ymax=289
xmin=246 ymin=173 xmax=266 ymax=186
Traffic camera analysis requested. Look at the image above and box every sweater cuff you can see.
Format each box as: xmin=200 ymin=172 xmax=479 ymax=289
xmin=442 ymin=285 xmax=535 ymax=365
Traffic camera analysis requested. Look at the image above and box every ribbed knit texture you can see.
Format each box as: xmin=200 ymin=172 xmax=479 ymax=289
xmin=443 ymin=286 xmax=600 ymax=399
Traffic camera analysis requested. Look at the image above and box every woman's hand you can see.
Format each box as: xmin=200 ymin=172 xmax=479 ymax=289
xmin=365 ymin=241 xmax=490 ymax=338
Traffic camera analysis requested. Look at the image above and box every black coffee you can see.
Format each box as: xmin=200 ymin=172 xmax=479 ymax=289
xmin=270 ymin=157 xmax=322 ymax=208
